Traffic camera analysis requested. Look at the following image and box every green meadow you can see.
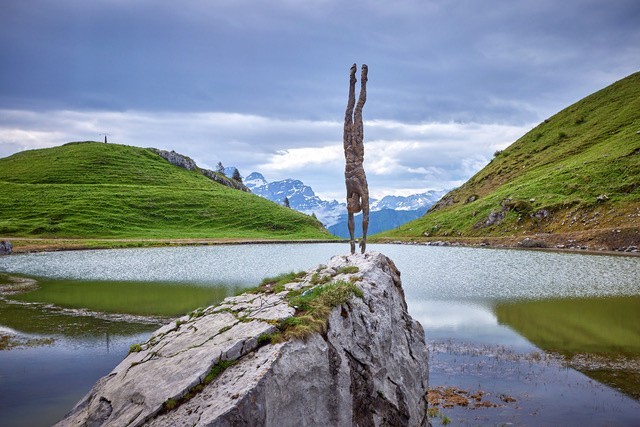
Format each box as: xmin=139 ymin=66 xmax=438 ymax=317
xmin=0 ymin=142 xmax=335 ymax=241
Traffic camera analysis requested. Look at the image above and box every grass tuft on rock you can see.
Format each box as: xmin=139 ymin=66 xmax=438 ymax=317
xmin=280 ymin=280 xmax=363 ymax=340
xmin=337 ymin=266 xmax=360 ymax=275
xmin=128 ymin=343 xmax=142 ymax=354
xmin=160 ymin=359 xmax=236 ymax=414
xmin=255 ymin=271 xmax=306 ymax=294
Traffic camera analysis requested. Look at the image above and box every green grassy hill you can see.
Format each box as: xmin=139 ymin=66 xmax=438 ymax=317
xmin=377 ymin=72 xmax=640 ymax=250
xmin=0 ymin=141 xmax=333 ymax=241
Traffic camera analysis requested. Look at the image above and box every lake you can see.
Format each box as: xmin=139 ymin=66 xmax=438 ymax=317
xmin=1 ymin=243 xmax=639 ymax=426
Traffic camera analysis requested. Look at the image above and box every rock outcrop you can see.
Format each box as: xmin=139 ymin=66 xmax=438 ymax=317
xmin=149 ymin=148 xmax=250 ymax=192
xmin=57 ymin=252 xmax=429 ymax=427
xmin=0 ymin=240 xmax=12 ymax=255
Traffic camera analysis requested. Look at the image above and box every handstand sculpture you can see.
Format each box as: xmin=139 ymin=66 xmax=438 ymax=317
xmin=344 ymin=63 xmax=370 ymax=254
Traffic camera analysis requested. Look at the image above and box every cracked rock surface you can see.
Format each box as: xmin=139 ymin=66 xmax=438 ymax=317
xmin=56 ymin=252 xmax=429 ymax=427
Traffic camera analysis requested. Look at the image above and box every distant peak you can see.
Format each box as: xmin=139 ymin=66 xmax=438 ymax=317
xmin=246 ymin=171 xmax=266 ymax=181
xmin=245 ymin=172 xmax=268 ymax=187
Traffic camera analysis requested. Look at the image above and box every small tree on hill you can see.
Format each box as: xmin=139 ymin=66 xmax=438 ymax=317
xmin=232 ymin=168 xmax=242 ymax=183
xmin=283 ymin=197 xmax=290 ymax=208
xmin=216 ymin=161 xmax=225 ymax=175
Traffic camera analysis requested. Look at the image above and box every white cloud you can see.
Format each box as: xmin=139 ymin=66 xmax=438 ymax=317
xmin=259 ymin=145 xmax=343 ymax=172
xmin=0 ymin=109 xmax=533 ymax=200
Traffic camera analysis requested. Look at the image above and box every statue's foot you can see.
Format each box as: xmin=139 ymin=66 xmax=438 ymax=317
xmin=361 ymin=64 xmax=368 ymax=83
xmin=350 ymin=240 xmax=356 ymax=255
xmin=359 ymin=239 xmax=366 ymax=254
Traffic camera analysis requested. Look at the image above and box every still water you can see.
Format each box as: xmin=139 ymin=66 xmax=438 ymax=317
xmin=1 ymin=243 xmax=639 ymax=426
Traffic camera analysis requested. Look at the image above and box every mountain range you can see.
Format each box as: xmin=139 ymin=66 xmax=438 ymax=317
xmin=244 ymin=172 xmax=447 ymax=237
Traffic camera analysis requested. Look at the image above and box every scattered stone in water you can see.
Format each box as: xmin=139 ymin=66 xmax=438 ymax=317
xmin=0 ymin=333 xmax=55 ymax=351
xmin=428 ymin=386 xmax=510 ymax=410
xmin=501 ymin=394 xmax=517 ymax=403
xmin=0 ymin=240 xmax=12 ymax=255
xmin=0 ymin=275 xmax=39 ymax=295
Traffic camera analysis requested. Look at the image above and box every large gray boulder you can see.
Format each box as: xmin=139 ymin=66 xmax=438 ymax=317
xmin=57 ymin=252 xmax=429 ymax=426
xmin=151 ymin=149 xmax=198 ymax=170
xmin=0 ymin=240 xmax=12 ymax=255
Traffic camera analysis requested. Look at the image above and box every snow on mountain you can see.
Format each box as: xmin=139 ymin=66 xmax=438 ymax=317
xmin=244 ymin=171 xmax=448 ymax=234
xmin=244 ymin=171 xmax=267 ymax=188
xmin=244 ymin=172 xmax=345 ymax=227
xmin=370 ymin=190 xmax=448 ymax=211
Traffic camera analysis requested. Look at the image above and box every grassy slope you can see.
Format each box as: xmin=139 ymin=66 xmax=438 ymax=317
xmin=377 ymin=72 xmax=640 ymax=247
xmin=0 ymin=141 xmax=334 ymax=240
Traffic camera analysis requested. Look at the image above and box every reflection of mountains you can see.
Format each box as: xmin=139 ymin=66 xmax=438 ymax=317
xmin=495 ymin=296 xmax=640 ymax=400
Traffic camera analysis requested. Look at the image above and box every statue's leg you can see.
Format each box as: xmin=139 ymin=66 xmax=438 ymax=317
xmin=360 ymin=195 xmax=369 ymax=254
xmin=355 ymin=65 xmax=369 ymax=255
xmin=354 ymin=64 xmax=368 ymax=144
xmin=344 ymin=64 xmax=357 ymax=141
xmin=348 ymin=211 xmax=356 ymax=254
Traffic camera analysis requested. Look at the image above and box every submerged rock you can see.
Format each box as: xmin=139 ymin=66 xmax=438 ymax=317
xmin=57 ymin=252 xmax=429 ymax=426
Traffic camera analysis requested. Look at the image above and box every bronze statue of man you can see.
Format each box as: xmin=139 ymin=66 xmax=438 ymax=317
xmin=344 ymin=63 xmax=370 ymax=254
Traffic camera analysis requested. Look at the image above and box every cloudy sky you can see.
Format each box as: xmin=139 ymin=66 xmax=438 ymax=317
xmin=1 ymin=0 xmax=638 ymax=200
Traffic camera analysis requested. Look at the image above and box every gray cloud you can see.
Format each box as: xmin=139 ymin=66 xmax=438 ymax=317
xmin=0 ymin=109 xmax=530 ymax=199
xmin=0 ymin=0 xmax=638 ymax=199
xmin=2 ymin=0 xmax=638 ymax=120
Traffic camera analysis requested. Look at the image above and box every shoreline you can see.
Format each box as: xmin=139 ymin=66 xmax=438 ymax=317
xmin=374 ymin=226 xmax=640 ymax=257
xmin=0 ymin=235 xmax=638 ymax=258
xmin=0 ymin=237 xmax=342 ymax=254
xmin=379 ymin=238 xmax=640 ymax=258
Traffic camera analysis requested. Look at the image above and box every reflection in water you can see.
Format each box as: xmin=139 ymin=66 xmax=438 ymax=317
xmin=9 ymin=279 xmax=239 ymax=317
xmin=407 ymin=299 xmax=536 ymax=350
xmin=495 ymin=296 xmax=640 ymax=400
xmin=0 ymin=299 xmax=158 ymax=427
xmin=495 ymin=296 xmax=640 ymax=354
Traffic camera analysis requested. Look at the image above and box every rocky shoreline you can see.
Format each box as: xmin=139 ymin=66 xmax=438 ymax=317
xmin=379 ymin=226 xmax=640 ymax=256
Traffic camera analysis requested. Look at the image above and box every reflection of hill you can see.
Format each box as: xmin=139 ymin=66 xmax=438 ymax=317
xmin=0 ymin=300 xmax=157 ymax=337
xmin=10 ymin=278 xmax=234 ymax=317
xmin=495 ymin=296 xmax=640 ymax=400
